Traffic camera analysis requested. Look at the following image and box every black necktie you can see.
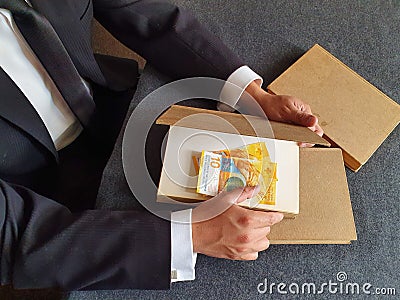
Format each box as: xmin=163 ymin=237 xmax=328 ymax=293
xmin=0 ymin=0 xmax=95 ymax=127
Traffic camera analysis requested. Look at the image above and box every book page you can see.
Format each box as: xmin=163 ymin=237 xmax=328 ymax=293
xmin=158 ymin=126 xmax=299 ymax=214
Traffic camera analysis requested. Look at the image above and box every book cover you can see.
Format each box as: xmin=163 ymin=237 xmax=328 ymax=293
xmin=268 ymin=44 xmax=400 ymax=171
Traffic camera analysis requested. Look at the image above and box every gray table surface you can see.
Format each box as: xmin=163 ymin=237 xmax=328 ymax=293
xmin=51 ymin=1 xmax=400 ymax=299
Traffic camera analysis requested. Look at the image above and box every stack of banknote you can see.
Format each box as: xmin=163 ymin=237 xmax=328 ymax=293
xmin=194 ymin=142 xmax=278 ymax=205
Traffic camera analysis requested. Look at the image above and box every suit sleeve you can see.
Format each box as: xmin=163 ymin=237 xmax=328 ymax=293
xmin=0 ymin=179 xmax=171 ymax=290
xmin=93 ymin=0 xmax=245 ymax=79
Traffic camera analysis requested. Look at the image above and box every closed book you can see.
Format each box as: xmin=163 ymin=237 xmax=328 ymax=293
xmin=268 ymin=44 xmax=400 ymax=171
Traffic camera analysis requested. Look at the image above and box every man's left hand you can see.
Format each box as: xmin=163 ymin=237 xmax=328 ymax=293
xmin=245 ymin=81 xmax=323 ymax=146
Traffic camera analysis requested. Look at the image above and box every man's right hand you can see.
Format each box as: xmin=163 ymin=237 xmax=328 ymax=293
xmin=192 ymin=186 xmax=284 ymax=260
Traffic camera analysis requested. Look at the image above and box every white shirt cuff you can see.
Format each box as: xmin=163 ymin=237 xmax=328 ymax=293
xmin=218 ymin=65 xmax=263 ymax=112
xmin=171 ymin=209 xmax=197 ymax=282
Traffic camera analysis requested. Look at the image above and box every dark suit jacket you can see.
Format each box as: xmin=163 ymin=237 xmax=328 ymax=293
xmin=0 ymin=0 xmax=244 ymax=290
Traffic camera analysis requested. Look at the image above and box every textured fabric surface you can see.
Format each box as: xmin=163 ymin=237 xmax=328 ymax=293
xmin=67 ymin=0 xmax=399 ymax=298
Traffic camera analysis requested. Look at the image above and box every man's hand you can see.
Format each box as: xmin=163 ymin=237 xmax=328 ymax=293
xmin=192 ymin=186 xmax=284 ymax=260
xmin=245 ymin=81 xmax=323 ymax=146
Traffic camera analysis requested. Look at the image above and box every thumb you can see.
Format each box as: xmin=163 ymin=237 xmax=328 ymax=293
xmin=192 ymin=186 xmax=260 ymax=223
xmin=295 ymin=111 xmax=318 ymax=128
xmin=235 ymin=185 xmax=261 ymax=204
xmin=212 ymin=185 xmax=259 ymax=206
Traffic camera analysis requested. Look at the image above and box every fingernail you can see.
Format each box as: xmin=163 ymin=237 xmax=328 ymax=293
xmin=266 ymin=226 xmax=271 ymax=235
xmin=276 ymin=213 xmax=284 ymax=222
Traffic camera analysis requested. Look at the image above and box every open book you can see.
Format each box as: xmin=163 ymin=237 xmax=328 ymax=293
xmin=158 ymin=126 xmax=299 ymax=215
xmin=154 ymin=105 xmax=356 ymax=244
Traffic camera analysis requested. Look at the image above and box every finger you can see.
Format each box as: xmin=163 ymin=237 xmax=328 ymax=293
xmin=239 ymin=237 xmax=270 ymax=257
xmin=253 ymin=236 xmax=271 ymax=252
xmin=260 ymin=226 xmax=271 ymax=236
xmin=299 ymin=122 xmax=324 ymax=147
xmin=239 ymin=252 xmax=259 ymax=261
xmin=252 ymin=226 xmax=271 ymax=238
xmin=307 ymin=121 xmax=323 ymax=136
xmin=237 ymin=185 xmax=261 ymax=203
xmin=192 ymin=186 xmax=259 ymax=223
xmin=220 ymin=185 xmax=259 ymax=205
xmin=213 ymin=186 xmax=259 ymax=207
xmin=299 ymin=142 xmax=315 ymax=148
xmin=236 ymin=227 xmax=270 ymax=246
xmin=314 ymin=123 xmax=324 ymax=137
xmin=192 ymin=189 xmax=242 ymax=223
xmin=241 ymin=211 xmax=284 ymax=228
xmin=294 ymin=111 xmax=318 ymax=128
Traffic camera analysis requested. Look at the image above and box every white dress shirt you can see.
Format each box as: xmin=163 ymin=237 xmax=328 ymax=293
xmin=218 ymin=65 xmax=263 ymax=112
xmin=0 ymin=8 xmax=82 ymax=151
xmin=0 ymin=7 xmax=263 ymax=283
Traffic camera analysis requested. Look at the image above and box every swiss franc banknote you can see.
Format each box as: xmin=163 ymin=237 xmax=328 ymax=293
xmin=196 ymin=142 xmax=278 ymax=205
